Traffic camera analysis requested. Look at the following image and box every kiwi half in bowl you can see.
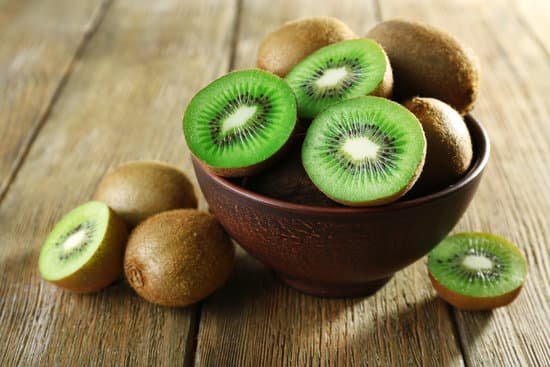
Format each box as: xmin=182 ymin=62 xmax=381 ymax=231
xmin=285 ymin=38 xmax=393 ymax=119
xmin=256 ymin=16 xmax=358 ymax=77
xmin=302 ymin=96 xmax=426 ymax=206
xmin=183 ymin=69 xmax=297 ymax=177
xmin=429 ymin=232 xmax=528 ymax=310
xmin=38 ymin=201 xmax=128 ymax=292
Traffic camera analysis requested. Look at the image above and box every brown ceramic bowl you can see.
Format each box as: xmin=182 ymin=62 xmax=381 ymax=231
xmin=192 ymin=115 xmax=490 ymax=297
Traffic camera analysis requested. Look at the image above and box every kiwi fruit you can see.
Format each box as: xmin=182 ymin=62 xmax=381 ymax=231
xmin=243 ymin=143 xmax=340 ymax=207
xmin=183 ymin=69 xmax=297 ymax=177
xmin=302 ymin=96 xmax=426 ymax=206
xmin=94 ymin=160 xmax=197 ymax=228
xmin=404 ymin=97 xmax=473 ymax=195
xmin=124 ymin=209 xmax=234 ymax=307
xmin=257 ymin=16 xmax=358 ymax=77
xmin=367 ymin=19 xmax=480 ymax=114
xmin=38 ymin=201 xmax=128 ymax=292
xmin=428 ymin=232 xmax=528 ymax=311
xmin=285 ymin=38 xmax=393 ymax=119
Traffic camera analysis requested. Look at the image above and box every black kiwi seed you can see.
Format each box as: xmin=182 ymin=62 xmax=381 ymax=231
xmin=325 ymin=122 xmax=399 ymax=177
xmin=301 ymin=61 xmax=364 ymax=99
xmin=207 ymin=92 xmax=272 ymax=147
xmin=55 ymin=221 xmax=95 ymax=261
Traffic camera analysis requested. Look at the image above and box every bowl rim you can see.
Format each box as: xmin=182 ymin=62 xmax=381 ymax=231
xmin=193 ymin=114 xmax=490 ymax=214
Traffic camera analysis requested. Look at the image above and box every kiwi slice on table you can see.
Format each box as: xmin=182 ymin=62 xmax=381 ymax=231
xmin=302 ymin=96 xmax=426 ymax=206
xmin=183 ymin=69 xmax=297 ymax=177
xmin=38 ymin=201 xmax=128 ymax=293
xmin=285 ymin=38 xmax=393 ymax=119
xmin=428 ymin=233 xmax=528 ymax=311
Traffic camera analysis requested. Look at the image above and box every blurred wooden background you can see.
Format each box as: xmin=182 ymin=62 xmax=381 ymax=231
xmin=0 ymin=0 xmax=548 ymax=366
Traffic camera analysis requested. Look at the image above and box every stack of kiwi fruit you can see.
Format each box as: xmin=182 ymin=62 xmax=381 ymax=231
xmin=38 ymin=17 xmax=527 ymax=311
xmin=182 ymin=16 xmax=527 ymax=310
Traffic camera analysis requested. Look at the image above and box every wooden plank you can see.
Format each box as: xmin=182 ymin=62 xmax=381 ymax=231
xmin=0 ymin=0 xmax=108 ymax=198
xmin=0 ymin=0 xmax=236 ymax=365
xmin=378 ymin=0 xmax=550 ymax=366
xmin=512 ymin=0 xmax=550 ymax=56
xmin=194 ymin=1 xmax=465 ymax=366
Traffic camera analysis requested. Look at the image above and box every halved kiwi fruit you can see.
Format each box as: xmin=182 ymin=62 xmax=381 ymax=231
xmin=285 ymin=38 xmax=393 ymax=119
xmin=38 ymin=201 xmax=128 ymax=292
xmin=94 ymin=160 xmax=197 ymax=228
xmin=257 ymin=16 xmax=358 ymax=77
xmin=302 ymin=96 xmax=426 ymax=206
xmin=428 ymin=232 xmax=528 ymax=310
xmin=367 ymin=19 xmax=480 ymax=114
xmin=124 ymin=209 xmax=234 ymax=307
xmin=183 ymin=69 xmax=297 ymax=177
xmin=404 ymin=97 xmax=473 ymax=195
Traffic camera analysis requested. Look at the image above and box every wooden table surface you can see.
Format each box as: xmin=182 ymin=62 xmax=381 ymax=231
xmin=1 ymin=0 xmax=549 ymax=366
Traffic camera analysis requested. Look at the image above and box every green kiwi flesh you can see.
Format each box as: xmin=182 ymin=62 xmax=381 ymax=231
xmin=124 ymin=209 xmax=234 ymax=307
xmin=285 ymin=39 xmax=393 ymax=119
xmin=94 ymin=160 xmax=197 ymax=228
xmin=404 ymin=97 xmax=473 ymax=195
xmin=428 ymin=232 xmax=527 ymax=310
xmin=367 ymin=19 xmax=480 ymax=114
xmin=302 ymin=96 xmax=426 ymax=206
xmin=256 ymin=16 xmax=358 ymax=77
xmin=39 ymin=201 xmax=128 ymax=292
xmin=183 ymin=69 xmax=297 ymax=177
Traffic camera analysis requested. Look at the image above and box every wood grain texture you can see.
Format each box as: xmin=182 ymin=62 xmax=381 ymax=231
xmin=512 ymin=0 xmax=550 ymax=56
xmin=0 ymin=0 xmax=236 ymax=365
xmin=194 ymin=1 xmax=464 ymax=366
xmin=0 ymin=0 xmax=107 ymax=199
xmin=379 ymin=0 xmax=550 ymax=366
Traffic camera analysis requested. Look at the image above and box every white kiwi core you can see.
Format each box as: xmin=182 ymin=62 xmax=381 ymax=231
xmin=60 ymin=229 xmax=87 ymax=255
xmin=315 ymin=67 xmax=349 ymax=88
xmin=342 ymin=136 xmax=380 ymax=161
xmin=221 ymin=105 xmax=257 ymax=134
xmin=462 ymin=254 xmax=493 ymax=271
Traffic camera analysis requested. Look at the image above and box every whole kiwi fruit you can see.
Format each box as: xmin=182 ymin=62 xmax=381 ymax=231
xmin=404 ymin=97 xmax=473 ymax=195
xmin=367 ymin=19 xmax=480 ymax=114
xmin=257 ymin=16 xmax=358 ymax=77
xmin=124 ymin=209 xmax=234 ymax=307
xmin=94 ymin=160 xmax=197 ymax=227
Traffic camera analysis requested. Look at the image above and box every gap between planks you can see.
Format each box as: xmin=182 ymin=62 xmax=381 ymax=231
xmin=184 ymin=1 xmax=243 ymax=366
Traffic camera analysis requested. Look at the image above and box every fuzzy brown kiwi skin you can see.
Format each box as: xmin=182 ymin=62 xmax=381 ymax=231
xmin=243 ymin=142 xmax=341 ymax=207
xmin=94 ymin=160 xmax=197 ymax=228
xmin=257 ymin=16 xmax=358 ymax=77
xmin=370 ymin=47 xmax=394 ymax=99
xmin=367 ymin=19 xmax=480 ymax=115
xmin=429 ymin=272 xmax=523 ymax=311
xmin=50 ymin=207 xmax=128 ymax=293
xmin=124 ymin=209 xmax=234 ymax=307
xmin=404 ymin=97 xmax=473 ymax=196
